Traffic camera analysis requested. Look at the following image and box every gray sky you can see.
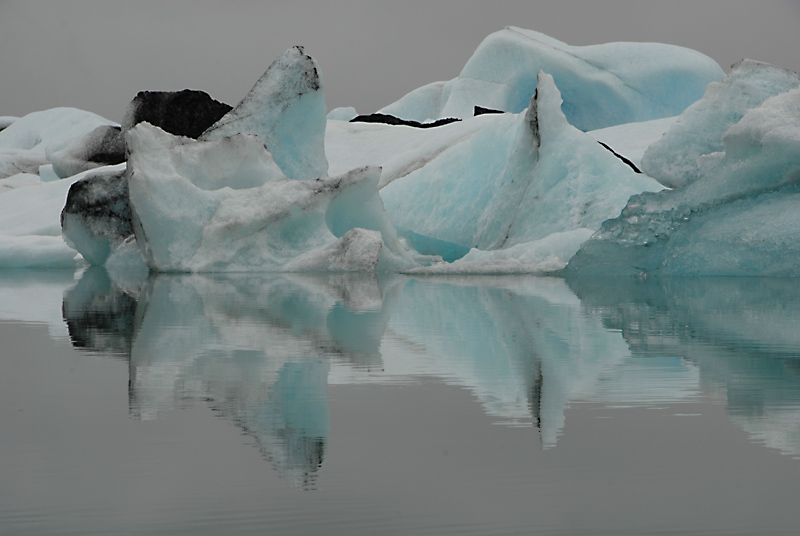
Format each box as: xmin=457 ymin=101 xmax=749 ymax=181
xmin=1 ymin=0 xmax=799 ymax=123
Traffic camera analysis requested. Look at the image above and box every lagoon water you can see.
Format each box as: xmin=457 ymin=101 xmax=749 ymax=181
xmin=1 ymin=269 xmax=800 ymax=535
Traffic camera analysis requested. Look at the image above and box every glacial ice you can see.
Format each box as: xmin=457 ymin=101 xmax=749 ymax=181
xmin=200 ymin=46 xmax=329 ymax=181
xmin=127 ymin=123 xmax=420 ymax=272
xmin=382 ymin=72 xmax=663 ymax=273
xmin=3 ymin=28 xmax=800 ymax=276
xmin=380 ymin=27 xmax=723 ymax=131
xmin=0 ymin=108 xmax=116 ymax=179
xmin=61 ymin=166 xmax=134 ymax=266
xmin=49 ymin=125 xmax=126 ymax=179
xmin=567 ymin=85 xmax=800 ymax=277
xmin=641 ymin=60 xmax=800 ymax=188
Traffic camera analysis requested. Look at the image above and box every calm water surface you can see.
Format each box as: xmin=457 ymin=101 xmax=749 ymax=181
xmin=1 ymin=268 xmax=799 ymax=535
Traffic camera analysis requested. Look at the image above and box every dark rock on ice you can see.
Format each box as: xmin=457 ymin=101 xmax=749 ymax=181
xmin=474 ymin=106 xmax=504 ymax=116
xmin=61 ymin=167 xmax=133 ymax=265
xmin=349 ymin=113 xmax=461 ymax=128
xmin=596 ymin=141 xmax=641 ymax=173
xmin=49 ymin=125 xmax=126 ymax=179
xmin=122 ymin=89 xmax=232 ymax=139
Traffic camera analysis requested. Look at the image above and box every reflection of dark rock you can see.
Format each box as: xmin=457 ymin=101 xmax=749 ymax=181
xmin=474 ymin=106 xmax=504 ymax=116
xmin=62 ymin=266 xmax=142 ymax=357
xmin=49 ymin=125 xmax=126 ymax=179
xmin=122 ymin=89 xmax=233 ymax=139
xmin=61 ymin=167 xmax=132 ymax=265
xmin=350 ymin=113 xmax=461 ymax=129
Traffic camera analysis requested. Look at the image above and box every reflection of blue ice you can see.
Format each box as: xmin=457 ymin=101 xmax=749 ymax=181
xmin=54 ymin=268 xmax=800 ymax=482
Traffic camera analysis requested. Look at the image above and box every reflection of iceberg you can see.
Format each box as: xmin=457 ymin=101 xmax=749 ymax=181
xmin=56 ymin=270 xmax=800 ymax=470
xmin=567 ymin=276 xmax=800 ymax=456
xmin=379 ymin=276 xmax=680 ymax=447
xmin=126 ymin=272 xmax=401 ymax=486
xmin=61 ymin=266 xmax=145 ymax=357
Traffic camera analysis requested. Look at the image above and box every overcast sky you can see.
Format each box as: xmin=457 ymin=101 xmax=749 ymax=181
xmin=1 ymin=0 xmax=799 ymax=123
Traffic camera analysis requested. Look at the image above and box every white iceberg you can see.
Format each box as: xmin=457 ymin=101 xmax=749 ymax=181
xmin=380 ymin=27 xmax=723 ymax=131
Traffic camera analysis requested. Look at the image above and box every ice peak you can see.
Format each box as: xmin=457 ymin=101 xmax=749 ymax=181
xmin=200 ymin=46 xmax=329 ymax=181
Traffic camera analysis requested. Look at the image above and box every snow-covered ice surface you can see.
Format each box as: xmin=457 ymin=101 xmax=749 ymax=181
xmin=567 ymin=84 xmax=800 ymax=277
xmin=380 ymin=26 xmax=723 ymax=131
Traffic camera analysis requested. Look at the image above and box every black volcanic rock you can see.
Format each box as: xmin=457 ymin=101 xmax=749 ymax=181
xmin=350 ymin=113 xmax=461 ymax=129
xmin=474 ymin=106 xmax=504 ymax=116
xmin=122 ymin=89 xmax=232 ymax=139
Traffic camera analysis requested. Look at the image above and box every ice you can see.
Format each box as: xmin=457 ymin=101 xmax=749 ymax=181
xmin=200 ymin=46 xmax=328 ymax=181
xmin=0 ymin=172 xmax=41 ymax=193
xmin=0 ymin=107 xmax=116 ymax=179
xmin=588 ymin=116 xmax=679 ymax=170
xmin=325 ymin=113 xmax=493 ymax=188
xmin=326 ymin=106 xmax=357 ymax=121
xmin=61 ymin=166 xmax=137 ymax=266
xmin=641 ymin=60 xmax=800 ymax=188
xmin=49 ymin=125 xmax=125 ymax=179
xmin=380 ymin=27 xmax=723 ymax=131
xmin=127 ymin=123 xmax=420 ymax=273
xmin=382 ymin=72 xmax=663 ymax=273
xmin=0 ymin=116 xmax=19 ymax=131
xmin=0 ymin=163 xmax=126 ymax=268
xmin=567 ymin=86 xmax=800 ymax=277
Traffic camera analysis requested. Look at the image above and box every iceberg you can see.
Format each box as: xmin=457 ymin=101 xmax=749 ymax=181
xmin=49 ymin=125 xmax=126 ymax=179
xmin=380 ymin=27 xmax=723 ymax=131
xmin=60 ymin=165 xmax=136 ymax=266
xmin=382 ymin=71 xmax=663 ymax=273
xmin=200 ymin=46 xmax=328 ymax=181
xmin=126 ymin=123 xmax=420 ymax=272
xmin=0 ymin=107 xmax=116 ymax=179
xmin=641 ymin=60 xmax=800 ymax=188
xmin=567 ymin=84 xmax=800 ymax=277
xmin=6 ymin=28 xmax=799 ymax=276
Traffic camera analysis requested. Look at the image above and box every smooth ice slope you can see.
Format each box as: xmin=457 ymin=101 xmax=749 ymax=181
xmin=127 ymin=123 xmax=419 ymax=273
xmin=200 ymin=46 xmax=328 ymax=181
xmin=567 ymin=86 xmax=800 ymax=277
xmin=325 ymin=114 xmax=495 ymax=188
xmin=380 ymin=27 xmax=723 ymax=131
xmin=641 ymin=60 xmax=800 ymax=188
xmin=382 ymin=72 xmax=663 ymax=273
xmin=0 ymin=108 xmax=116 ymax=179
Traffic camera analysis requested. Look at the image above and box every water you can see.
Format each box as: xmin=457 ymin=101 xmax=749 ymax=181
xmin=1 ymin=268 xmax=800 ymax=535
